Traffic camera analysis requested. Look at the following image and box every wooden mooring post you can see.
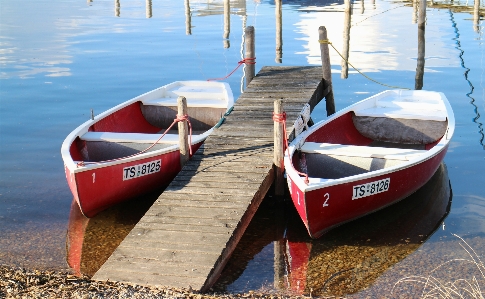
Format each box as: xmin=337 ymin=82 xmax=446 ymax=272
xmin=319 ymin=26 xmax=336 ymax=116
xmin=223 ymin=0 xmax=230 ymax=40
xmin=341 ymin=0 xmax=352 ymax=79
xmin=245 ymin=26 xmax=255 ymax=86
xmin=415 ymin=0 xmax=426 ymax=90
xmin=275 ymin=0 xmax=283 ymax=63
xmin=177 ymin=96 xmax=190 ymax=167
xmin=185 ymin=0 xmax=191 ymax=35
xmin=273 ymin=99 xmax=285 ymax=197
xmin=473 ymin=0 xmax=480 ymax=33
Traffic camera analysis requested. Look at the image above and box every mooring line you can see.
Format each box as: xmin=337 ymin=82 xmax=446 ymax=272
xmin=319 ymin=39 xmax=410 ymax=90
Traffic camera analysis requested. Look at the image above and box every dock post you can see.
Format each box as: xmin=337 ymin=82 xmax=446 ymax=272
xmin=319 ymin=26 xmax=336 ymax=116
xmin=415 ymin=0 xmax=426 ymax=90
xmin=177 ymin=96 xmax=190 ymax=168
xmin=223 ymin=0 xmax=230 ymax=48
xmin=185 ymin=0 xmax=191 ymax=35
xmin=341 ymin=0 xmax=352 ymax=79
xmin=473 ymin=0 xmax=480 ymax=33
xmin=412 ymin=0 xmax=418 ymax=24
xmin=146 ymin=0 xmax=152 ymax=18
xmin=115 ymin=0 xmax=120 ymax=17
xmin=274 ymin=99 xmax=285 ymax=197
xmin=275 ymin=0 xmax=283 ymax=63
xmin=245 ymin=26 xmax=255 ymax=87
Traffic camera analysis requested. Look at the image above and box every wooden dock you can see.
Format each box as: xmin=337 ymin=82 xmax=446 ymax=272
xmin=93 ymin=66 xmax=327 ymax=291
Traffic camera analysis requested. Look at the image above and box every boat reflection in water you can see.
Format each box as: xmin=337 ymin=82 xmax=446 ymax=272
xmin=67 ymin=163 xmax=451 ymax=296
xmin=215 ymin=163 xmax=452 ymax=296
xmin=66 ymin=191 xmax=159 ymax=277
xmin=280 ymin=163 xmax=452 ymax=297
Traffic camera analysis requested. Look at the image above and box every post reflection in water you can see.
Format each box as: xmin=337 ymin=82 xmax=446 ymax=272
xmin=146 ymin=0 xmax=152 ymax=19
xmin=473 ymin=0 xmax=481 ymax=33
xmin=215 ymin=163 xmax=451 ymax=296
xmin=185 ymin=0 xmax=192 ymax=35
xmin=115 ymin=0 xmax=120 ymax=17
xmin=66 ymin=191 xmax=160 ymax=277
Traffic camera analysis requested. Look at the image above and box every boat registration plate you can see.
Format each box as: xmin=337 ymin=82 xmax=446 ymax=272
xmin=352 ymin=178 xmax=390 ymax=200
xmin=123 ymin=159 xmax=161 ymax=181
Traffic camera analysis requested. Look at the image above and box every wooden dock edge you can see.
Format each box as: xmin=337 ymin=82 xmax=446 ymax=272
xmin=201 ymin=167 xmax=274 ymax=291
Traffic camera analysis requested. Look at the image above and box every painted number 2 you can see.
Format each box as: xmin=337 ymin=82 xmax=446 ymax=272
xmin=323 ymin=193 xmax=330 ymax=207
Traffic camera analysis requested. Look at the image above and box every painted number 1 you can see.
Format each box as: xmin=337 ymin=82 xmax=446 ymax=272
xmin=323 ymin=193 xmax=329 ymax=207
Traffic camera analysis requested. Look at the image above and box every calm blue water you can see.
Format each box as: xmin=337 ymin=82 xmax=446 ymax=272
xmin=0 ymin=0 xmax=484 ymax=296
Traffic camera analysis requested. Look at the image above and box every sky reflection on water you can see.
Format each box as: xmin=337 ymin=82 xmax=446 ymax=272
xmin=0 ymin=0 xmax=484 ymax=296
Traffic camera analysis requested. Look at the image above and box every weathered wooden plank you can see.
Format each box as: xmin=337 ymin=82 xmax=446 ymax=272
xmin=153 ymin=198 xmax=248 ymax=209
xmin=135 ymin=222 xmax=237 ymax=234
xmin=163 ymin=185 xmax=267 ymax=196
xmin=116 ymin=240 xmax=223 ymax=253
xmin=138 ymin=215 xmax=240 ymax=230
xmin=127 ymin=227 xmax=233 ymax=244
xmin=97 ymin=265 xmax=210 ymax=283
xmin=153 ymin=192 xmax=252 ymax=203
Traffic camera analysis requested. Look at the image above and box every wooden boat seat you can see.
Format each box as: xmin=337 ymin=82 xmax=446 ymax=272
xmin=80 ymin=132 xmax=180 ymax=144
xmin=354 ymin=96 xmax=447 ymax=121
xmin=354 ymin=106 xmax=447 ymax=121
xmin=299 ymin=142 xmax=426 ymax=161
xmin=142 ymin=98 xmax=228 ymax=109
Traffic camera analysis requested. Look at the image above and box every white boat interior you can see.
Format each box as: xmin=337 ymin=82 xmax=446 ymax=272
xmin=296 ymin=90 xmax=450 ymax=180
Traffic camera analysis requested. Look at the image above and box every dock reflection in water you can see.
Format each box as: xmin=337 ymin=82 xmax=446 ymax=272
xmin=66 ymin=191 xmax=160 ymax=277
xmin=216 ymin=163 xmax=452 ymax=296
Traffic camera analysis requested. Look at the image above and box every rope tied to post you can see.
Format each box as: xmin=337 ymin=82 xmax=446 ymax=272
xmin=318 ymin=39 xmax=410 ymax=90
xmin=207 ymin=57 xmax=256 ymax=81
xmin=76 ymin=114 xmax=193 ymax=168
xmin=272 ymin=111 xmax=310 ymax=185
xmin=175 ymin=113 xmax=193 ymax=156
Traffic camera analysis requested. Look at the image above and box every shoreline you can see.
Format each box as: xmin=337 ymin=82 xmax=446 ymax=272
xmin=0 ymin=265 xmax=340 ymax=299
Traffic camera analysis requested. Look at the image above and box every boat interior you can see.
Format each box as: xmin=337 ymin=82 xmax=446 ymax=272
xmin=71 ymin=101 xmax=227 ymax=163
xmin=295 ymin=111 xmax=449 ymax=180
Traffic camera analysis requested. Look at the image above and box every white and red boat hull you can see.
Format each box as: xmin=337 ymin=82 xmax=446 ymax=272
xmin=62 ymin=81 xmax=233 ymax=217
xmin=285 ymin=90 xmax=455 ymax=238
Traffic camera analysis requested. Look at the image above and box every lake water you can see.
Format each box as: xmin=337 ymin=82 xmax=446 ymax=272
xmin=0 ymin=0 xmax=484 ymax=297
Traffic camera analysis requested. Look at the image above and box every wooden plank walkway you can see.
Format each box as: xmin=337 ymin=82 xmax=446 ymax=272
xmin=93 ymin=66 xmax=327 ymax=291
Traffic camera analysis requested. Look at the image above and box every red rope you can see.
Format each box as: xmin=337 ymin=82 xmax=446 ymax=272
xmin=272 ymin=112 xmax=310 ymax=185
xmin=207 ymin=57 xmax=256 ymax=81
xmin=76 ymin=114 xmax=193 ymax=167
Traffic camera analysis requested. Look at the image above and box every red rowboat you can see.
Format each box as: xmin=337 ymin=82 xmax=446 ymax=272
xmin=284 ymin=90 xmax=454 ymax=238
xmin=61 ymin=81 xmax=233 ymax=217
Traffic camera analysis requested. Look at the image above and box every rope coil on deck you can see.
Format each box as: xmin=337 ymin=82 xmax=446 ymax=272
xmin=76 ymin=114 xmax=193 ymax=167
xmin=318 ymin=39 xmax=409 ymax=90
xmin=272 ymin=111 xmax=310 ymax=185
xmin=207 ymin=57 xmax=256 ymax=81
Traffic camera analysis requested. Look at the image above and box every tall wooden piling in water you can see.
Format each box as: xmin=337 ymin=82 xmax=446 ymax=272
xmin=319 ymin=26 xmax=336 ymax=115
xmin=146 ymin=0 xmax=152 ymax=18
xmin=223 ymin=0 xmax=230 ymax=40
xmin=275 ymin=0 xmax=283 ymax=63
xmin=415 ymin=0 xmax=426 ymax=90
xmin=185 ymin=0 xmax=191 ymax=35
xmin=474 ymin=0 xmax=480 ymax=32
xmin=245 ymin=26 xmax=255 ymax=86
xmin=341 ymin=0 xmax=352 ymax=79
